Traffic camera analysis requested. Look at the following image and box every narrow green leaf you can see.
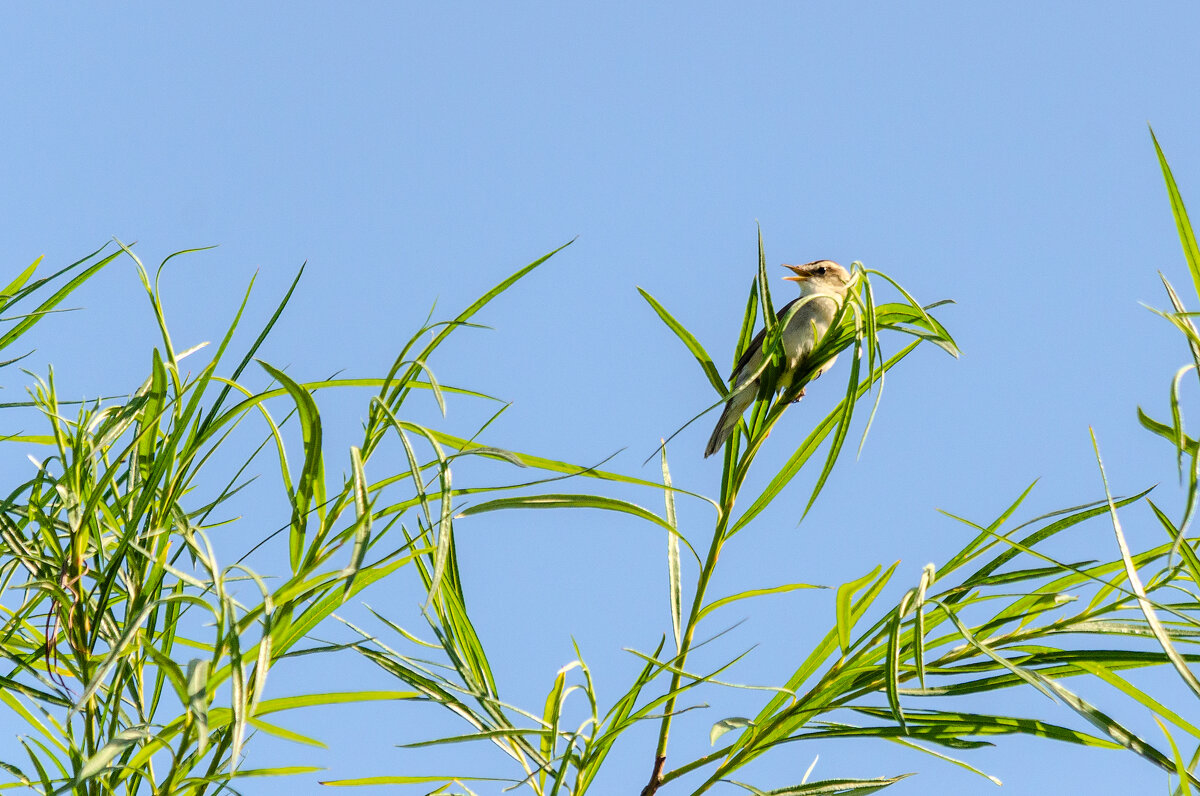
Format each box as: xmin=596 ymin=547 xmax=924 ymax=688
xmin=246 ymin=717 xmax=327 ymax=748
xmin=229 ymin=596 xmax=248 ymax=772
xmin=934 ymin=600 xmax=1054 ymax=700
xmin=321 ymin=775 xmax=514 ymax=786
xmin=1151 ymin=127 xmax=1200 ymax=302
xmin=698 ymin=582 xmax=824 ymax=621
xmin=950 ymin=487 xmax=1154 ymax=598
xmin=914 ymin=563 xmax=935 ymax=689
xmin=271 ymin=554 xmax=422 ymax=655
xmin=458 ymin=445 xmax=528 ymax=467
xmin=0 ymin=691 xmax=68 ymax=750
xmin=846 ymin=708 xmax=1116 ymax=750
xmin=259 ymin=360 xmax=325 ymax=572
xmin=1170 ymin=364 xmax=1191 ymax=476
xmin=836 ymin=565 xmax=882 ymax=653
xmin=1158 ymin=274 xmax=1200 ymax=397
xmin=0 ymin=759 xmax=31 ymax=788
xmin=74 ymin=727 xmax=151 ymax=784
xmin=940 ymin=481 xmax=1039 ymax=577
xmin=411 ymin=424 xmax=713 ymax=506
xmin=252 ymin=606 xmax=274 ymax=713
xmin=457 ymin=494 xmax=695 ymax=558
xmin=199 ymin=264 xmax=304 ymax=436
xmin=231 ymin=766 xmax=324 ymax=778
xmin=18 ymin=739 xmax=53 ymax=792
xmin=430 ymin=449 xmax=454 ymax=608
xmin=1032 ymin=669 xmax=1191 ymax=782
xmin=661 ymin=444 xmax=683 ymax=652
xmin=885 ymin=735 xmax=1000 ymax=785
xmin=1092 ymin=430 xmax=1200 ymax=701
xmin=382 ymin=241 xmax=572 ymax=415
xmin=1155 ymin=717 xmax=1192 ymax=796
xmin=735 ymin=278 xmax=760 ymax=369
xmin=0 ymin=256 xmax=41 ymax=300
xmin=639 ymin=288 xmax=725 ymax=397
xmin=343 ymin=445 xmax=372 ymax=599
xmin=727 ymin=774 xmax=913 ymax=795
xmin=885 ymin=598 xmax=909 ymax=732
xmin=253 ymin=691 xmax=423 ymax=716
xmin=399 ymin=727 xmax=551 ymax=748
xmin=135 ymin=349 xmax=168 ymax=482
xmin=757 ymin=226 xmax=776 ymax=336
xmin=186 ymin=658 xmax=210 ymax=754
xmin=539 ymin=663 xmax=573 ymax=789
xmin=0 ymin=247 xmax=119 ymax=351
xmin=1148 ymin=498 xmax=1200 ymax=586
xmin=415 ymin=358 xmax=447 ymax=416
xmin=1140 ymin=406 xmax=1199 ymax=454
xmin=1074 ymin=661 xmax=1200 ymax=740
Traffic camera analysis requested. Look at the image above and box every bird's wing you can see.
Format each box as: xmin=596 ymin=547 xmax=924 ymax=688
xmin=730 ymin=298 xmax=800 ymax=378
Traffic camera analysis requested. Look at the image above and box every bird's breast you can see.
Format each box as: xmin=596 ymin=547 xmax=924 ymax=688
xmin=781 ymin=296 xmax=838 ymax=367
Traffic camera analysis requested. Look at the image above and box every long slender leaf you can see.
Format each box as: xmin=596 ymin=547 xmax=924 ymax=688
xmin=639 ymin=288 xmax=725 ymax=397
xmin=662 ymin=445 xmax=683 ymax=652
xmin=1151 ymin=127 xmax=1200 ymax=302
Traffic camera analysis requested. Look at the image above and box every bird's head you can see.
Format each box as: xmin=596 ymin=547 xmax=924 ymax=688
xmin=781 ymin=260 xmax=852 ymax=297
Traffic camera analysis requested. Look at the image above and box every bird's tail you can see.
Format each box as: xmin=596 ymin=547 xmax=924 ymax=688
xmin=704 ymin=388 xmax=755 ymax=458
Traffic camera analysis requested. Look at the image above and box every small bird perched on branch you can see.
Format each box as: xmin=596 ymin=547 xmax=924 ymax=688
xmin=704 ymin=260 xmax=852 ymax=458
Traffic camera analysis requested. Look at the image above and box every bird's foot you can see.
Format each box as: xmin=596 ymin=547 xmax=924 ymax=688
xmin=792 ymin=387 xmax=807 ymax=403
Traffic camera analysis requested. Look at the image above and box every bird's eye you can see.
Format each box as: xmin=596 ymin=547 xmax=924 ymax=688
xmin=816 ymin=266 xmax=826 ymax=275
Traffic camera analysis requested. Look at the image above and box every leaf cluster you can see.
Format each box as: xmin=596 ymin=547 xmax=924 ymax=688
xmin=7 ymin=131 xmax=1200 ymax=796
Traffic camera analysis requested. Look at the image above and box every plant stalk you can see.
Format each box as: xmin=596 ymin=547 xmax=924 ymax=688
xmin=642 ymin=490 xmax=735 ymax=795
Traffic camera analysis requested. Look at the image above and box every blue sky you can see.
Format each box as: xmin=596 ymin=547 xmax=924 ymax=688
xmin=3 ymin=3 xmax=1200 ymax=794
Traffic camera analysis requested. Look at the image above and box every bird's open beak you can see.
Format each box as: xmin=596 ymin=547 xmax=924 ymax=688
xmin=781 ymin=264 xmax=808 ymax=283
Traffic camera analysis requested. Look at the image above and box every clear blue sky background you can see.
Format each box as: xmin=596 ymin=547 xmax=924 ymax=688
xmin=3 ymin=3 xmax=1200 ymax=794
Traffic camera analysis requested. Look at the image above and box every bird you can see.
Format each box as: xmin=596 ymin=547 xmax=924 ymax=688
xmin=704 ymin=260 xmax=852 ymax=458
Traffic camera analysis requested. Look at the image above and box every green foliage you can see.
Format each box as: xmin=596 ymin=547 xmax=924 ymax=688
xmin=5 ymin=130 xmax=1200 ymax=796
xmin=0 ymin=241 xmax=575 ymax=793
xmin=321 ymin=228 xmax=1195 ymax=794
xmin=325 ymin=139 xmax=1200 ymax=795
